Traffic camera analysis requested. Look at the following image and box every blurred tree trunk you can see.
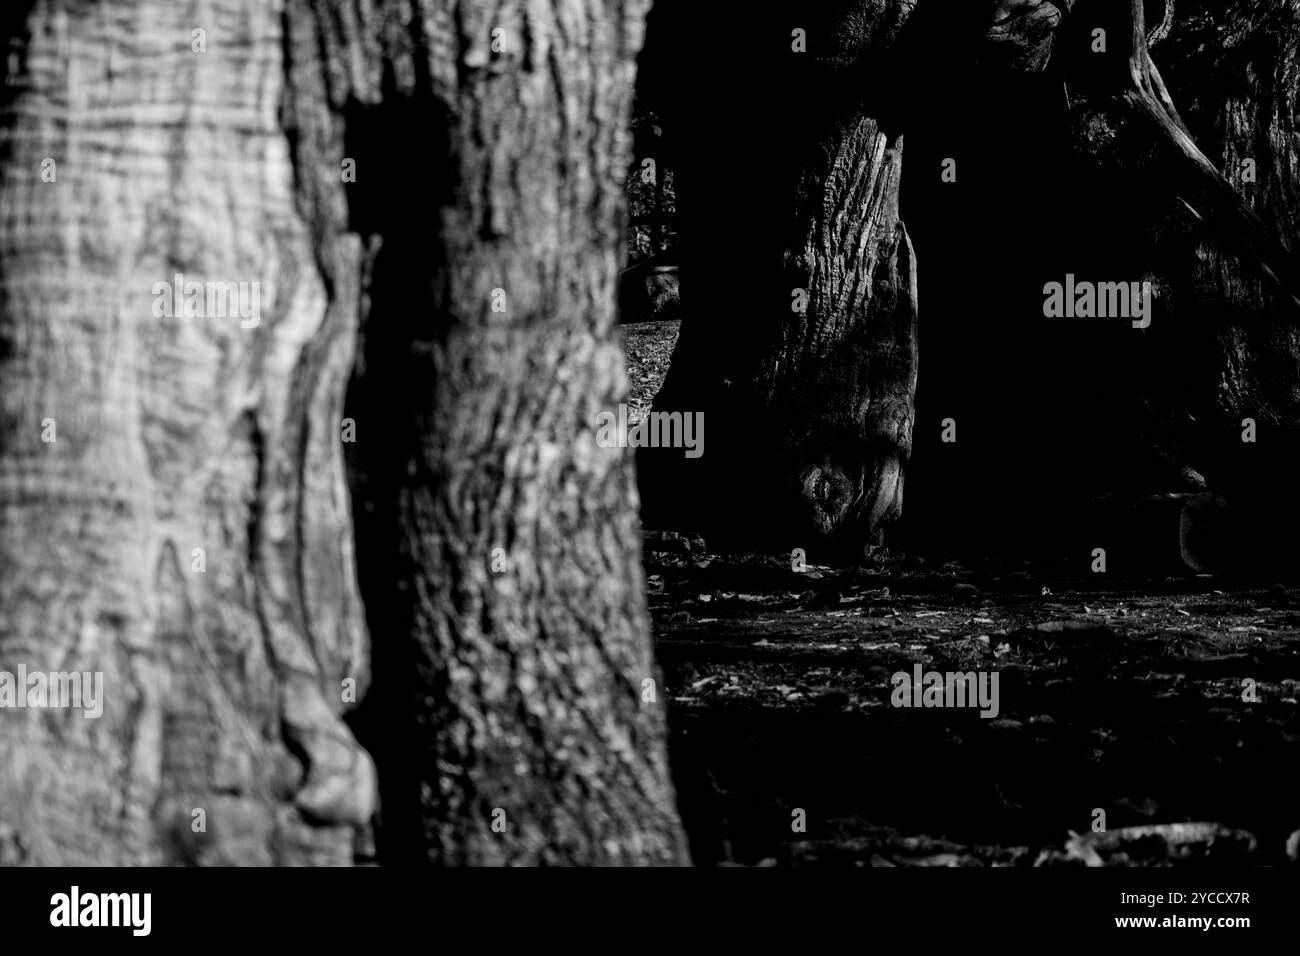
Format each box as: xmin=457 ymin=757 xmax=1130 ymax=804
xmin=0 ymin=0 xmax=373 ymax=866
xmin=0 ymin=0 xmax=687 ymax=866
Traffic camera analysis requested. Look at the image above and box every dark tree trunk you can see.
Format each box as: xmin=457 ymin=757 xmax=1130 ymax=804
xmin=1120 ymin=0 xmax=1300 ymax=569
xmin=1145 ymin=0 xmax=1300 ymax=430
xmin=639 ymin=1 xmax=921 ymax=560
xmin=753 ymin=118 xmax=917 ymax=551
xmin=900 ymin=0 xmax=1300 ymax=566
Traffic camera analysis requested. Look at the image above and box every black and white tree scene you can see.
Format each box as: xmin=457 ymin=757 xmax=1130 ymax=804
xmin=0 ymin=0 xmax=1297 ymax=891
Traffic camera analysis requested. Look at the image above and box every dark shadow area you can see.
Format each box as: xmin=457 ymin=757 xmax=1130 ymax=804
xmin=339 ymin=74 xmax=452 ymax=865
xmin=635 ymin=0 xmax=1294 ymax=563
xmin=633 ymin=0 xmax=1300 ymax=868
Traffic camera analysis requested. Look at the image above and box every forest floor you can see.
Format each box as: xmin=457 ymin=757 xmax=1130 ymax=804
xmin=624 ymin=319 xmax=1300 ymax=868
xmin=621 ymin=319 xmax=679 ymax=425
xmin=649 ymin=545 xmax=1300 ymax=867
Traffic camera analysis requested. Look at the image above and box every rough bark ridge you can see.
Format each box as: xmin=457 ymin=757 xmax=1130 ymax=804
xmin=758 ymin=119 xmax=917 ymax=549
xmin=301 ymin=0 xmax=688 ymax=864
xmin=409 ymin=0 xmax=687 ymax=866
xmin=0 ymin=0 xmax=373 ymax=865
xmin=642 ymin=0 xmax=920 ymax=558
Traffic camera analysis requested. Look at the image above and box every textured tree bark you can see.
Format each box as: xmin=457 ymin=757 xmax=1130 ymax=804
xmin=0 ymin=0 xmax=373 ymax=865
xmin=290 ymin=0 xmax=689 ymax=865
xmin=640 ymin=1 xmax=920 ymax=559
xmin=755 ymin=120 xmax=918 ymax=551
xmin=0 ymin=0 xmax=687 ymax=866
